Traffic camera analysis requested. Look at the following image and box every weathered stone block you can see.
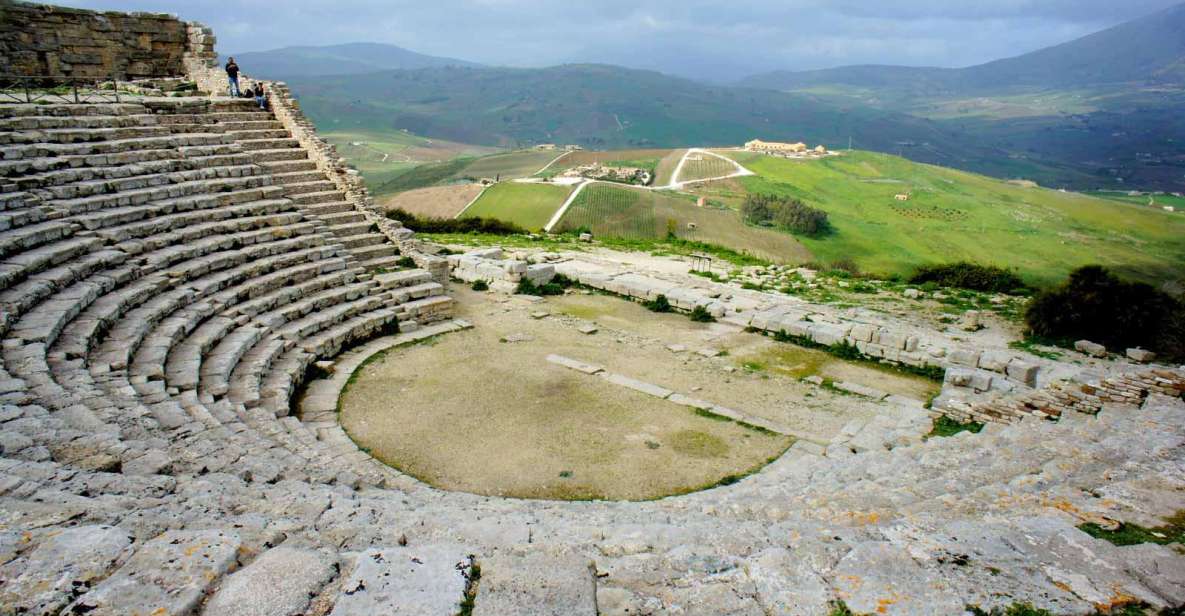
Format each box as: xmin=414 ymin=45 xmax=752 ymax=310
xmin=848 ymin=323 xmax=876 ymax=342
xmin=1006 ymin=359 xmax=1039 ymax=386
xmin=948 ymin=348 xmax=981 ymax=368
xmin=204 ymin=546 xmax=337 ymax=616
xmin=1126 ymin=348 xmax=1156 ymax=363
xmin=1074 ymin=339 xmax=1107 ymax=357
xmin=67 ymin=529 xmax=241 ymax=616
xmin=979 ymin=350 xmax=1012 ymax=373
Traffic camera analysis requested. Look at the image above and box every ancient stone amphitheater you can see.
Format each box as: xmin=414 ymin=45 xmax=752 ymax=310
xmin=0 ymin=3 xmax=1183 ymax=615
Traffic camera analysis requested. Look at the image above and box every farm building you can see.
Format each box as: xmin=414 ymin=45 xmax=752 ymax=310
xmin=745 ymin=139 xmax=808 ymax=155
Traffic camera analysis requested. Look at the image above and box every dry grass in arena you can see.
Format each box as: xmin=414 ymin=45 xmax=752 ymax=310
xmin=339 ymin=288 xmax=793 ymax=501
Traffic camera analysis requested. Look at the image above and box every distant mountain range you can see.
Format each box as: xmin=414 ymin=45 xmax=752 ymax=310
xmin=281 ymin=5 xmax=1185 ymax=191
xmin=224 ymin=42 xmax=481 ymax=78
xmin=288 ymin=63 xmax=975 ymax=157
xmin=740 ymin=3 xmax=1185 ymax=93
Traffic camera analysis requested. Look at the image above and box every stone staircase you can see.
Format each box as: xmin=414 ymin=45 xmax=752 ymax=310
xmin=140 ymin=98 xmax=408 ymax=273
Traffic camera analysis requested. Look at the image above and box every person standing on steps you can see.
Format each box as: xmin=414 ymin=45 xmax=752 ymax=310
xmin=225 ymin=57 xmax=241 ymax=97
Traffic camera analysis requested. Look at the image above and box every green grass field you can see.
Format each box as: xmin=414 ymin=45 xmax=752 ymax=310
xmin=556 ymin=183 xmax=809 ymax=262
xmin=733 ymin=151 xmax=1185 ymax=285
xmin=461 ymin=182 xmax=573 ymax=230
xmin=1085 ymin=191 xmax=1185 ymax=210
xmin=462 ymin=150 xmax=565 ymax=181
xmin=677 ymin=153 xmax=740 ymax=184
xmin=324 ymin=128 xmax=497 ymax=195
xmin=558 ymin=184 xmax=657 ymax=238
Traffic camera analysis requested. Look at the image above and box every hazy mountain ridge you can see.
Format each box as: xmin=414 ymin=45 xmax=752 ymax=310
xmin=283 ymin=6 xmax=1185 ymax=191
xmin=740 ymin=3 xmax=1185 ymax=93
xmin=224 ymin=42 xmax=481 ymax=78
xmin=288 ymin=63 xmax=979 ymax=158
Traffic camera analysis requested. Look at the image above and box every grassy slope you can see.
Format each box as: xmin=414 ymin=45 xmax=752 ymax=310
xmin=370 ymin=150 xmax=563 ymax=196
xmin=734 ymin=151 xmax=1185 ymax=284
xmin=323 ymin=128 xmax=430 ymax=191
xmin=461 ymin=182 xmax=572 ymax=230
xmin=557 ymin=183 xmax=810 ymax=263
xmin=654 ymin=149 xmax=688 ymax=186
xmin=461 ymin=150 xmax=563 ymax=181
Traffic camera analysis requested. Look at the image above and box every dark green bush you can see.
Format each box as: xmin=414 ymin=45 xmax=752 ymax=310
xmin=689 ymin=305 xmax=716 ymax=322
xmin=387 ymin=207 xmax=526 ymax=235
xmin=644 ymin=294 xmax=672 ymax=312
xmin=515 ymin=278 xmax=565 ymax=296
xmin=1025 ymin=265 xmax=1183 ymax=360
xmin=741 ymin=194 xmax=830 ymax=236
xmin=471 ymin=279 xmax=489 ymax=291
xmin=909 ymin=262 xmax=1026 ymax=294
xmin=395 ymin=256 xmax=417 ymax=268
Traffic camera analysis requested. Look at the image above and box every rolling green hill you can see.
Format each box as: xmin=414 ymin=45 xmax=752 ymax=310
xmin=725 ymin=151 xmax=1185 ymax=285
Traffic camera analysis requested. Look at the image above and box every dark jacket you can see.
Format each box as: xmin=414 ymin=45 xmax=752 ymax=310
xmin=225 ymin=62 xmax=239 ymax=78
xmin=253 ymin=84 xmax=265 ymax=97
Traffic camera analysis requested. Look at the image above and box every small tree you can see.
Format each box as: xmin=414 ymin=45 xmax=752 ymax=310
xmin=689 ymin=305 xmax=716 ymax=322
xmin=644 ymin=294 xmax=672 ymax=312
xmin=1025 ymin=265 xmax=1183 ymax=359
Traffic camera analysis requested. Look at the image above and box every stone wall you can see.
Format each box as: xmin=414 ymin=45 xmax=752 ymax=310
xmin=936 ymin=367 xmax=1185 ymax=424
xmin=448 ymin=248 xmax=556 ymax=292
xmin=0 ymin=1 xmax=190 ymax=79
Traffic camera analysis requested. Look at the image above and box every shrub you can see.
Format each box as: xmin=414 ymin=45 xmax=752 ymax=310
xmin=909 ymin=262 xmax=1026 ymax=294
xmin=689 ymin=305 xmax=716 ymax=322
xmin=1025 ymin=265 xmax=1183 ymax=360
xmin=828 ymin=258 xmax=860 ymax=276
xmin=828 ymin=340 xmax=863 ymax=360
xmin=387 ymin=207 xmax=526 ymax=235
xmin=644 ymin=294 xmax=672 ymax=313
xmin=471 ymin=279 xmax=489 ymax=291
xmin=515 ymin=278 xmax=565 ymax=296
xmin=395 ymin=256 xmax=417 ymax=268
xmin=741 ymin=194 xmax=830 ymax=236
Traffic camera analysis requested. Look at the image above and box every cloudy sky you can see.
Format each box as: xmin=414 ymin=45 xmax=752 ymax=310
xmin=56 ymin=0 xmax=1183 ymax=80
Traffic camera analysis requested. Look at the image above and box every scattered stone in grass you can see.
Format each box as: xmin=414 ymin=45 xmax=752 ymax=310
xmin=530 ymin=311 xmax=550 ymax=319
xmin=577 ymin=324 xmax=599 ymax=335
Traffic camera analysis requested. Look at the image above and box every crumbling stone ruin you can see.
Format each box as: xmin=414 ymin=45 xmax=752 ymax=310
xmin=0 ymin=3 xmax=1183 ymax=614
